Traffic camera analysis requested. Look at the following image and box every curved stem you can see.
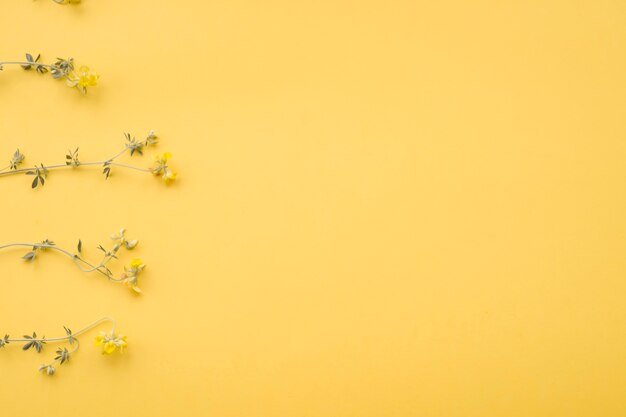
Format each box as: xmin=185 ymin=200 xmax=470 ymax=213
xmin=0 ymin=243 xmax=112 ymax=280
xmin=46 ymin=338 xmax=81 ymax=367
xmin=64 ymin=337 xmax=80 ymax=357
xmin=7 ymin=316 xmax=116 ymax=343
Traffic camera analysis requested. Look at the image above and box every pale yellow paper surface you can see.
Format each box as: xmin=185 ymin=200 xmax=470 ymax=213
xmin=1 ymin=1 xmax=625 ymax=415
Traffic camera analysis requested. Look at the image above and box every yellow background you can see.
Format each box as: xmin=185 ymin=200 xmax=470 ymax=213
xmin=1 ymin=0 xmax=626 ymax=415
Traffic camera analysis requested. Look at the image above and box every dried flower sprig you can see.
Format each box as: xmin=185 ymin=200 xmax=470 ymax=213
xmin=0 ymin=228 xmax=147 ymax=293
xmin=0 ymin=130 xmax=177 ymax=188
xmin=0 ymin=317 xmax=126 ymax=376
xmin=0 ymin=53 xmax=97 ymax=94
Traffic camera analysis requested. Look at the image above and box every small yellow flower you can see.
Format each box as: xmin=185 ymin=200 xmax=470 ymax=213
xmin=66 ymin=66 xmax=98 ymax=94
xmin=103 ymin=341 xmax=116 ymax=354
xmin=153 ymin=152 xmax=172 ymax=164
xmin=95 ymin=331 xmax=127 ymax=354
xmin=124 ymin=279 xmax=142 ymax=293
xmin=163 ymin=169 xmax=177 ymax=184
xmin=152 ymin=152 xmax=177 ymax=184
xmin=77 ymin=66 xmax=98 ymax=87
xmin=122 ymin=259 xmax=145 ymax=293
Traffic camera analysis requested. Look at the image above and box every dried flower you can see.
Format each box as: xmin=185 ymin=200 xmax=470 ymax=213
xmin=1 ymin=229 xmax=146 ymax=293
xmin=95 ymin=332 xmax=127 ymax=354
xmin=2 ymin=317 xmax=123 ymax=376
xmin=66 ymin=66 xmax=98 ymax=94
xmin=0 ymin=131 xmax=174 ymax=188
xmin=121 ymin=258 xmax=146 ymax=293
xmin=0 ymin=53 xmax=97 ymax=94
xmin=152 ymin=152 xmax=177 ymax=184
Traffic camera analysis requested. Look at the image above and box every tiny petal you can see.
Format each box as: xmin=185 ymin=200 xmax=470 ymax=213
xmin=163 ymin=170 xmax=177 ymax=184
xmin=103 ymin=341 xmax=117 ymax=354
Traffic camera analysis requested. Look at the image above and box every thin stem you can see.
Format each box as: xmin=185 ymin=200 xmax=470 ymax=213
xmin=0 ymin=146 xmax=153 ymax=178
xmin=0 ymin=164 xmax=65 ymax=176
xmin=0 ymin=61 xmax=59 ymax=70
xmin=106 ymin=148 xmax=128 ymax=161
xmin=74 ymin=252 xmax=108 ymax=273
xmin=0 ymin=242 xmax=112 ymax=280
xmin=0 ymin=162 xmax=151 ymax=177
xmin=66 ymin=337 xmax=80 ymax=356
xmin=7 ymin=317 xmax=116 ymax=343
xmin=82 ymin=161 xmax=152 ymax=172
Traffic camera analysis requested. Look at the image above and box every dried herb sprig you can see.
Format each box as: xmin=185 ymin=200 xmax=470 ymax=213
xmin=0 ymin=228 xmax=147 ymax=293
xmin=0 ymin=130 xmax=177 ymax=188
xmin=0 ymin=53 xmax=97 ymax=94
xmin=1 ymin=317 xmax=126 ymax=376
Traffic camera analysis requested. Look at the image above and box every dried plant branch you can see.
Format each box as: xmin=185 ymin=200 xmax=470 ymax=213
xmin=0 ymin=130 xmax=177 ymax=188
xmin=0 ymin=53 xmax=97 ymax=94
xmin=0 ymin=317 xmax=127 ymax=376
xmin=0 ymin=229 xmax=146 ymax=293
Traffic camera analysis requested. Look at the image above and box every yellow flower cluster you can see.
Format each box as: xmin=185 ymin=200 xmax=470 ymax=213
xmin=121 ymin=258 xmax=145 ymax=293
xmin=66 ymin=66 xmax=98 ymax=94
xmin=152 ymin=152 xmax=177 ymax=184
xmin=95 ymin=331 xmax=127 ymax=354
